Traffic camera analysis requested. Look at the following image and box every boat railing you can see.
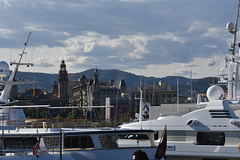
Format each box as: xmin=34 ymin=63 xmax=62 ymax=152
xmin=0 ymin=112 xmax=27 ymax=127
xmin=0 ymin=112 xmax=10 ymax=126
xmin=0 ymin=146 xmax=68 ymax=157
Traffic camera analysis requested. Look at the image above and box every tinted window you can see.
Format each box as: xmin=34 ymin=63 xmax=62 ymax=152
xmin=197 ymin=132 xmax=225 ymax=146
xmin=119 ymin=134 xmax=148 ymax=140
xmin=1 ymin=137 xmax=37 ymax=149
xmin=64 ymin=136 xmax=94 ymax=148
xmin=154 ymin=132 xmax=159 ymax=140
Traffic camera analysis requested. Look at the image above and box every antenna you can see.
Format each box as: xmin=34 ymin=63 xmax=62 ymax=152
xmin=227 ymin=0 xmax=240 ymax=55
xmin=219 ymin=0 xmax=240 ymax=100
xmin=9 ymin=32 xmax=33 ymax=81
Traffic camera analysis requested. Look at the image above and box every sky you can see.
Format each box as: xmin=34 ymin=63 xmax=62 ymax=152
xmin=0 ymin=0 xmax=238 ymax=79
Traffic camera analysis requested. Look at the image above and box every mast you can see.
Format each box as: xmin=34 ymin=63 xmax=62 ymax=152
xmin=0 ymin=32 xmax=33 ymax=103
xmin=139 ymin=77 xmax=143 ymax=122
xmin=219 ymin=0 xmax=240 ymax=101
xmin=232 ymin=0 xmax=240 ymax=56
xmin=9 ymin=32 xmax=32 ymax=81
xmin=231 ymin=0 xmax=240 ymax=100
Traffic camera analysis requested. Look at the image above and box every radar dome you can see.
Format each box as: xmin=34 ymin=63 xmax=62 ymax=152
xmin=206 ymin=85 xmax=224 ymax=101
xmin=226 ymin=22 xmax=234 ymax=32
xmin=0 ymin=61 xmax=9 ymax=78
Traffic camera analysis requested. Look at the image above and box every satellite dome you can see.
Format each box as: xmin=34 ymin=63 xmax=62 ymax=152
xmin=0 ymin=61 xmax=9 ymax=78
xmin=226 ymin=22 xmax=234 ymax=32
xmin=206 ymin=85 xmax=224 ymax=101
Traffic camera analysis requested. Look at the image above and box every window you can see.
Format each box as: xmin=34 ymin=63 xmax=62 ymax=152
xmin=64 ymin=136 xmax=94 ymax=148
xmin=117 ymin=134 xmax=152 ymax=148
xmin=1 ymin=137 xmax=37 ymax=149
xmin=154 ymin=132 xmax=159 ymax=140
xmin=119 ymin=134 xmax=148 ymax=140
xmin=197 ymin=132 xmax=225 ymax=146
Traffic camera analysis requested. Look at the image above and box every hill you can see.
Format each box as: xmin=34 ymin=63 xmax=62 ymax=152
xmin=13 ymin=69 xmax=217 ymax=95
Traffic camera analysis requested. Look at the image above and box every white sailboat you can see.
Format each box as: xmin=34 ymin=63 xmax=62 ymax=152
xmin=121 ymin=1 xmax=240 ymax=160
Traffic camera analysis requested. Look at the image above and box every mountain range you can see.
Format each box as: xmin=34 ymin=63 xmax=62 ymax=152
xmin=13 ymin=69 xmax=217 ymax=96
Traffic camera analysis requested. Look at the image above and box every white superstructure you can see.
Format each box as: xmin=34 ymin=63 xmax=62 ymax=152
xmin=121 ymin=85 xmax=240 ymax=159
xmin=0 ymin=128 xmax=158 ymax=160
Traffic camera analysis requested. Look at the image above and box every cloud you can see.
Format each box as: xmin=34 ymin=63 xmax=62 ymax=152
xmin=171 ymin=69 xmax=192 ymax=77
xmin=1 ymin=0 xmax=11 ymax=8
xmin=205 ymin=45 xmax=218 ymax=49
xmin=203 ymin=27 xmax=223 ymax=38
xmin=24 ymin=24 xmax=48 ymax=32
xmin=62 ymin=31 xmax=186 ymax=62
xmin=187 ymin=20 xmax=207 ymax=33
xmin=0 ymin=0 xmax=236 ymax=79
xmin=62 ymin=32 xmax=103 ymax=54
xmin=63 ymin=32 xmax=71 ymax=36
xmin=0 ymin=28 xmax=13 ymax=38
xmin=34 ymin=58 xmax=55 ymax=68
xmin=77 ymin=56 xmax=88 ymax=64
xmin=156 ymin=32 xmax=186 ymax=44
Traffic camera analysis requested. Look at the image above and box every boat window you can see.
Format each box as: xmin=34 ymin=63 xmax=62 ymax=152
xmin=117 ymin=134 xmax=152 ymax=148
xmin=0 ymin=137 xmax=37 ymax=149
xmin=64 ymin=136 xmax=94 ymax=148
xmin=119 ymin=134 xmax=149 ymax=140
xmin=98 ymin=135 xmax=118 ymax=148
xmin=154 ymin=132 xmax=159 ymax=140
xmin=167 ymin=131 xmax=186 ymax=142
xmin=197 ymin=132 xmax=225 ymax=146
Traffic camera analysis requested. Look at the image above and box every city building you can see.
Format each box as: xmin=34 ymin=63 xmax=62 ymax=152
xmin=71 ymin=68 xmax=130 ymax=120
xmin=131 ymin=81 xmax=177 ymax=105
xmin=72 ymin=68 xmax=128 ymax=107
xmin=130 ymin=81 xmax=177 ymax=117
xmin=58 ymin=60 xmax=69 ymax=99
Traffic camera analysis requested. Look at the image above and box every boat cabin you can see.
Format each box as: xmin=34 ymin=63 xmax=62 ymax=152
xmin=0 ymin=128 xmax=157 ymax=160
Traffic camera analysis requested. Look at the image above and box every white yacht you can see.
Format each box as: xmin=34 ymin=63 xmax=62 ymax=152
xmin=121 ymin=1 xmax=240 ymax=160
xmin=0 ymin=127 xmax=158 ymax=160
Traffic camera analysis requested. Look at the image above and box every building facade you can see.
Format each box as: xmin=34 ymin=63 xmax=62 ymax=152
xmin=72 ymin=68 xmax=128 ymax=107
xmin=71 ymin=68 xmax=130 ymax=120
xmin=130 ymin=81 xmax=177 ymax=116
xmin=58 ymin=60 xmax=69 ymax=99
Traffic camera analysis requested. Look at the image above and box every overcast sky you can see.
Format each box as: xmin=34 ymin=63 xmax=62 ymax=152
xmin=0 ymin=0 xmax=238 ymax=79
